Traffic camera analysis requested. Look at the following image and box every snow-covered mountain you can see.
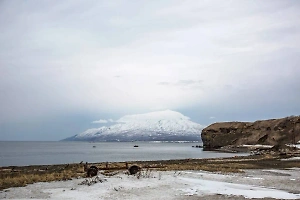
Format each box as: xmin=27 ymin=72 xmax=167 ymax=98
xmin=63 ymin=110 xmax=204 ymax=142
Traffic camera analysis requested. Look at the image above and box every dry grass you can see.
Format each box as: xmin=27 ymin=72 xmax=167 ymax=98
xmin=0 ymin=164 xmax=84 ymax=190
xmin=1 ymin=154 xmax=300 ymax=190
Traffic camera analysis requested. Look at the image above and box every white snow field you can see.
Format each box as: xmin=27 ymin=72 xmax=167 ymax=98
xmin=1 ymin=168 xmax=300 ymax=200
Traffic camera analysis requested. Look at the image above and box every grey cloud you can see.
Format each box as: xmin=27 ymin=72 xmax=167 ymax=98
xmin=158 ymin=80 xmax=204 ymax=90
xmin=1 ymin=0 xmax=300 ymax=140
xmin=91 ymin=118 xmax=115 ymax=124
xmin=258 ymin=26 xmax=300 ymax=43
xmin=175 ymin=80 xmax=203 ymax=86
xmin=92 ymin=119 xmax=108 ymax=124
xmin=158 ymin=82 xmax=171 ymax=86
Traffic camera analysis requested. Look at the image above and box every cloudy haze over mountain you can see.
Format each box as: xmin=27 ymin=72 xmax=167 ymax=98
xmin=1 ymin=0 xmax=300 ymax=141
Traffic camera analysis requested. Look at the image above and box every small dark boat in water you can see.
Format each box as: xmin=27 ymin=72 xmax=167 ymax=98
xmin=133 ymin=145 xmax=139 ymax=148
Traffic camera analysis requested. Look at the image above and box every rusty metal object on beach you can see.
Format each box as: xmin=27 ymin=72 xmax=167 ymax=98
xmin=87 ymin=166 xmax=98 ymax=177
xmin=128 ymin=165 xmax=141 ymax=175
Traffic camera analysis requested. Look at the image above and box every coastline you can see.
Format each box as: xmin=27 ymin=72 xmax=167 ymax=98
xmin=1 ymin=153 xmax=300 ymax=199
xmin=1 ymin=152 xmax=300 ymax=190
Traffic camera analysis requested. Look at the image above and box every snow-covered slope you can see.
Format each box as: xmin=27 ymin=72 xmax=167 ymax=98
xmin=63 ymin=110 xmax=204 ymax=142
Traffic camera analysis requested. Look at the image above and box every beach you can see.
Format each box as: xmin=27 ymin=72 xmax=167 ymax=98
xmin=1 ymin=168 xmax=300 ymax=199
xmin=1 ymin=153 xmax=300 ymax=199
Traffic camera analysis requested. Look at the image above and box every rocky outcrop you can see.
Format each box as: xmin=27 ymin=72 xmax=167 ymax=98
xmin=201 ymin=116 xmax=300 ymax=150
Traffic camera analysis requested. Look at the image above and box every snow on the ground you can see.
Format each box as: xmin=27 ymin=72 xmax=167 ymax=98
xmin=281 ymin=157 xmax=300 ymax=161
xmin=287 ymin=144 xmax=300 ymax=149
xmin=179 ymin=177 xmax=297 ymax=199
xmin=240 ymin=144 xmax=273 ymax=148
xmin=1 ymin=169 xmax=300 ymax=200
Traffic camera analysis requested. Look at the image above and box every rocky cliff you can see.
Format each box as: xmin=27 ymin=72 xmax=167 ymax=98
xmin=201 ymin=116 xmax=300 ymax=150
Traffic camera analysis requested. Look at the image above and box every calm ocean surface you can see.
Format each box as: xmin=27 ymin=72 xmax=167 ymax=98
xmin=0 ymin=141 xmax=246 ymax=167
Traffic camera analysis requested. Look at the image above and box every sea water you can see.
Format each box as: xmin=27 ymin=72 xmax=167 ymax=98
xmin=0 ymin=141 xmax=247 ymax=167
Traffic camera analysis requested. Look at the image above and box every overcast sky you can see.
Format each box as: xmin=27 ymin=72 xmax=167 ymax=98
xmin=1 ymin=0 xmax=299 ymax=141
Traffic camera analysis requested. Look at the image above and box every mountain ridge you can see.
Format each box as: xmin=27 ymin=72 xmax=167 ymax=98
xmin=62 ymin=110 xmax=204 ymax=142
